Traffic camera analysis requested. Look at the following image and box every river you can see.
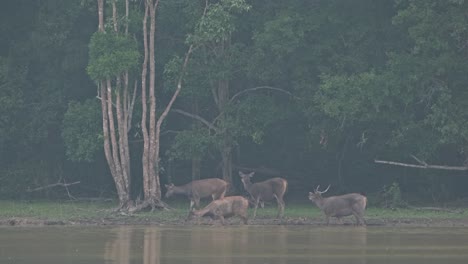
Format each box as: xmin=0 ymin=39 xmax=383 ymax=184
xmin=0 ymin=225 xmax=467 ymax=263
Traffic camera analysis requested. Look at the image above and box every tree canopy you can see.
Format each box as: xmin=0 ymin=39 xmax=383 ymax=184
xmin=1 ymin=0 xmax=468 ymax=205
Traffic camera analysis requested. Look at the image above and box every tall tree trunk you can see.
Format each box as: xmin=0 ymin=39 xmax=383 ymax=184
xmin=148 ymin=0 xmax=159 ymax=201
xmin=95 ymin=0 xmax=132 ymax=209
xmin=140 ymin=0 xmax=164 ymax=209
xmin=136 ymin=0 xmax=200 ymax=211
xmin=141 ymin=3 xmax=151 ymax=201
xmin=218 ymin=79 xmax=233 ymax=191
xmin=215 ymin=39 xmax=234 ymax=190
xmin=191 ymin=98 xmax=201 ymax=181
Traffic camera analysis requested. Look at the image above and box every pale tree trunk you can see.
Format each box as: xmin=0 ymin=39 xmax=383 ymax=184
xmin=218 ymin=79 xmax=234 ymax=192
xmin=96 ymin=0 xmax=132 ymax=209
xmin=141 ymin=3 xmax=150 ymax=201
xmin=191 ymin=98 xmax=201 ymax=181
xmin=135 ymin=0 xmax=202 ymax=211
xmin=139 ymin=0 xmax=167 ymax=210
xmin=148 ymin=0 xmax=160 ymax=202
xmin=215 ymin=39 xmax=234 ymax=191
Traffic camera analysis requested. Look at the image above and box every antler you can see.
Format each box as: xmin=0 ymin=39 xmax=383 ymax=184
xmin=315 ymin=185 xmax=331 ymax=194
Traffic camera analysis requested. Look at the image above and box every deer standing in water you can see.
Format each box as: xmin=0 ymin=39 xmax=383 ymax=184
xmin=188 ymin=196 xmax=249 ymax=225
xmin=165 ymin=178 xmax=228 ymax=211
xmin=239 ymin=171 xmax=288 ymax=219
xmin=308 ymin=185 xmax=367 ymax=226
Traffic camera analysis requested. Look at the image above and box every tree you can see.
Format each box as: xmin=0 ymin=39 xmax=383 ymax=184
xmin=138 ymin=0 xmax=215 ymax=209
xmin=0 ymin=0 xmax=91 ymax=198
xmin=168 ymin=0 xmax=278 ymax=190
xmin=88 ymin=0 xmax=139 ymax=209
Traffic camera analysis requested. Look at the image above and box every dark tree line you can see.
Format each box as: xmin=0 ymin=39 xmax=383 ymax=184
xmin=1 ymin=0 xmax=468 ymax=207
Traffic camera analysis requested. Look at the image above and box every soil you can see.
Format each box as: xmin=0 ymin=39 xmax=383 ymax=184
xmin=2 ymin=215 xmax=468 ymax=227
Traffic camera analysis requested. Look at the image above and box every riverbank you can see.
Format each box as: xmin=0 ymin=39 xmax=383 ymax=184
xmin=0 ymin=200 xmax=467 ymax=227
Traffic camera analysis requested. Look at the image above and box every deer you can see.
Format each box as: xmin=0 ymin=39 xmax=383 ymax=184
xmin=188 ymin=196 xmax=249 ymax=225
xmin=308 ymin=185 xmax=367 ymax=226
xmin=238 ymin=171 xmax=288 ymax=219
xmin=165 ymin=178 xmax=228 ymax=211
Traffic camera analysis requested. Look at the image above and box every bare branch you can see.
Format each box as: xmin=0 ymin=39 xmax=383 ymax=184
xmin=27 ymin=181 xmax=80 ymax=192
xmin=211 ymin=86 xmax=293 ymax=125
xmin=156 ymin=44 xmax=194 ymax=129
xmin=156 ymin=0 xmax=210 ymax=132
xmin=228 ymin=86 xmax=293 ymax=105
xmin=171 ymin=108 xmax=218 ymax=132
xmin=411 ymin=155 xmax=428 ymax=166
xmin=374 ymin=158 xmax=468 ymax=171
xmin=127 ymin=79 xmax=138 ymax=132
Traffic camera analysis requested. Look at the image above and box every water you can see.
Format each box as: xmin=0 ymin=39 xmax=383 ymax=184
xmin=0 ymin=225 xmax=467 ymax=264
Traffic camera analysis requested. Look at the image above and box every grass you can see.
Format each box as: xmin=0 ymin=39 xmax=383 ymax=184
xmin=0 ymin=200 xmax=112 ymax=221
xmin=0 ymin=199 xmax=466 ymax=224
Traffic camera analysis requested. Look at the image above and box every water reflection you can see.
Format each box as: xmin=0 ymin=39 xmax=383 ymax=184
xmin=104 ymin=226 xmax=132 ymax=264
xmin=143 ymin=228 xmax=160 ymax=264
xmin=1 ymin=226 xmax=468 ymax=264
xmin=307 ymin=227 xmax=368 ymax=264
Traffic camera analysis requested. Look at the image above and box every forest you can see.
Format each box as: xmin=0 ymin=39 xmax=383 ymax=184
xmin=1 ymin=0 xmax=468 ymax=210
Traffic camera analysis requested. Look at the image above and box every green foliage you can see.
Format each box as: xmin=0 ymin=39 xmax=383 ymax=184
xmin=0 ymin=166 xmax=35 ymax=199
xmin=223 ymin=95 xmax=288 ymax=144
xmin=253 ymin=11 xmax=311 ymax=57
xmin=167 ymin=128 xmax=215 ymax=161
xmin=3 ymin=0 xmax=468 ymax=203
xmin=189 ymin=0 xmax=250 ymax=45
xmin=87 ymin=32 xmax=140 ymax=81
xmin=0 ymin=58 xmax=25 ymax=151
xmin=382 ymin=182 xmax=406 ymax=208
xmin=316 ymin=72 xmax=390 ymax=124
xmin=62 ymin=99 xmax=102 ymax=162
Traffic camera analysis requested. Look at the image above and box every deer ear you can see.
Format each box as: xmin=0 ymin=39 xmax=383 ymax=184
xmin=238 ymin=171 xmax=243 ymax=177
xmin=164 ymin=184 xmax=169 ymax=188
xmin=249 ymin=172 xmax=255 ymax=177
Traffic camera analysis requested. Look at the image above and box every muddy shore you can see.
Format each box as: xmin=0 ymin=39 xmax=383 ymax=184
xmin=2 ymin=215 xmax=468 ymax=227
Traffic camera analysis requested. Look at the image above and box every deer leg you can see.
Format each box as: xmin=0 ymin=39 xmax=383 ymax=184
xmin=194 ymin=197 xmax=200 ymax=209
xmin=357 ymin=214 xmax=366 ymax=226
xmin=217 ymin=215 xmax=225 ymax=225
xmin=240 ymin=215 xmax=248 ymax=225
xmin=353 ymin=214 xmax=360 ymax=226
xmin=252 ymin=197 xmax=260 ymax=219
xmin=325 ymin=216 xmax=330 ymax=226
xmin=274 ymin=194 xmax=285 ymax=218
xmin=189 ymin=200 xmax=195 ymax=211
xmin=337 ymin=217 xmax=344 ymax=225
xmin=218 ymin=188 xmax=226 ymax=200
xmin=352 ymin=211 xmax=366 ymax=226
xmin=241 ymin=216 xmax=248 ymax=225
xmin=361 ymin=216 xmax=367 ymax=226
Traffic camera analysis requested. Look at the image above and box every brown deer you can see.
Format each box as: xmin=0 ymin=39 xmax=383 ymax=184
xmin=188 ymin=196 xmax=249 ymax=225
xmin=308 ymin=185 xmax=367 ymax=226
xmin=165 ymin=178 xmax=228 ymax=211
xmin=239 ymin=171 xmax=287 ymax=219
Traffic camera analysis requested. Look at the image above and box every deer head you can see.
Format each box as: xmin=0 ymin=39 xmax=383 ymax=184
xmin=308 ymin=185 xmax=330 ymax=202
xmin=239 ymin=171 xmax=255 ymax=186
xmin=164 ymin=183 xmax=175 ymax=198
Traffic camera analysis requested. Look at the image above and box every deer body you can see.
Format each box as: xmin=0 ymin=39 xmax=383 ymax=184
xmin=309 ymin=186 xmax=367 ymax=226
xmin=239 ymin=171 xmax=287 ymax=219
xmin=189 ymin=196 xmax=249 ymax=225
xmin=165 ymin=178 xmax=228 ymax=211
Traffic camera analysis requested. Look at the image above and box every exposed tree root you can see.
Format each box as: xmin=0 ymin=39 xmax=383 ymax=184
xmin=128 ymin=199 xmax=172 ymax=213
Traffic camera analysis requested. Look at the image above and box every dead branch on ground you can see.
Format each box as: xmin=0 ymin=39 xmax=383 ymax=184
xmin=375 ymin=155 xmax=468 ymax=171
